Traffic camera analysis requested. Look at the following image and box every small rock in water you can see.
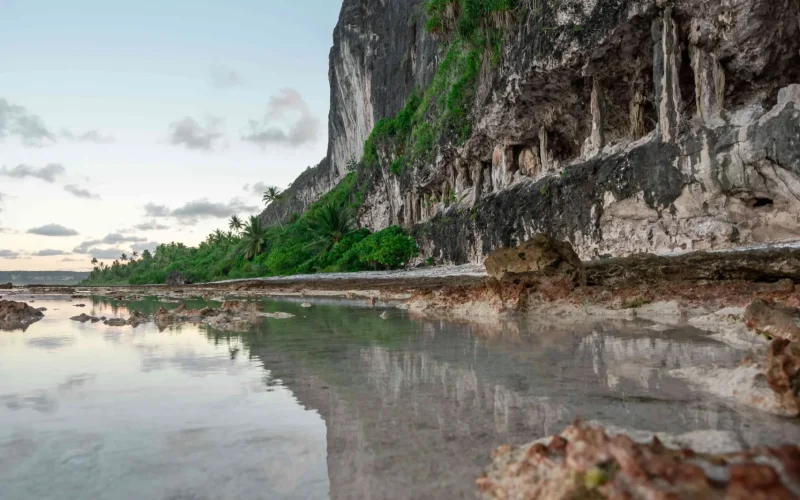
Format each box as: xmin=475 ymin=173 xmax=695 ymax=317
xmin=380 ymin=311 xmax=389 ymax=319
xmin=70 ymin=313 xmax=97 ymax=323
xmin=36 ymin=307 xmax=47 ymax=312
xmin=104 ymin=318 xmax=127 ymax=327
xmin=74 ymin=304 xmax=86 ymax=307
xmin=301 ymin=302 xmax=312 ymax=308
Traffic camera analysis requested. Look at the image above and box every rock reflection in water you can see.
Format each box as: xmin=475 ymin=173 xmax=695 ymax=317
xmin=235 ymin=308 xmax=798 ymax=500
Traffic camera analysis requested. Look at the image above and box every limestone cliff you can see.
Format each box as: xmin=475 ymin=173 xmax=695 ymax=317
xmin=259 ymin=0 xmax=437 ymax=225
xmin=262 ymin=0 xmax=800 ymax=263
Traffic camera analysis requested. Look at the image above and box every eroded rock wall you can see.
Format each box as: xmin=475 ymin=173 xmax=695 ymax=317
xmin=357 ymin=0 xmax=800 ymax=262
xmin=266 ymin=0 xmax=800 ymax=263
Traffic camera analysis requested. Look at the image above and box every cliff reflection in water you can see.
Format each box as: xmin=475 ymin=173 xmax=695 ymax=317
xmin=200 ymin=302 xmax=795 ymax=499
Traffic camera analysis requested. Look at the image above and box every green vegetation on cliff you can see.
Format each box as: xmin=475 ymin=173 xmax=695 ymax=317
xmin=362 ymin=0 xmax=516 ymax=168
xmin=81 ymin=173 xmax=419 ymax=285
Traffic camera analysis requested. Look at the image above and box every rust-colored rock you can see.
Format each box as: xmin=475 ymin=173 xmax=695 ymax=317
xmin=477 ymin=422 xmax=800 ymax=499
xmin=766 ymin=338 xmax=800 ymax=415
xmin=484 ymin=234 xmax=586 ymax=285
xmin=0 ymin=300 xmax=44 ymax=330
xmin=744 ymin=299 xmax=800 ymax=341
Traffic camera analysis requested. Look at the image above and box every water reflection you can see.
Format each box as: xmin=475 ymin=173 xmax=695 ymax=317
xmin=0 ymin=294 xmax=798 ymax=500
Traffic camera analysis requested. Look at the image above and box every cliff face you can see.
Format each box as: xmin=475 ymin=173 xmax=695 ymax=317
xmin=265 ymin=0 xmax=800 ymax=263
xmin=259 ymin=0 xmax=438 ymax=226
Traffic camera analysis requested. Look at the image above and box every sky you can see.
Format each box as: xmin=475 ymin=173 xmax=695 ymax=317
xmin=0 ymin=0 xmax=342 ymax=271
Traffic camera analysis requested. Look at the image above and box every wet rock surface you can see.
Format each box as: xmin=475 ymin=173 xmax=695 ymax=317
xmin=477 ymin=422 xmax=800 ymax=499
xmin=0 ymin=300 xmax=44 ymax=330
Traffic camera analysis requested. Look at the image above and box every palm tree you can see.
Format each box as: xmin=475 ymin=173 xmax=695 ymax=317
xmin=120 ymin=253 xmax=128 ymax=262
xmin=241 ymin=215 xmax=269 ymax=260
xmin=132 ymin=251 xmax=139 ymax=259
xmin=91 ymin=257 xmax=98 ymax=265
xmin=213 ymin=229 xmax=226 ymax=243
xmin=307 ymin=201 xmax=354 ymax=252
xmin=262 ymin=186 xmax=283 ymax=206
xmin=228 ymin=215 xmax=243 ymax=233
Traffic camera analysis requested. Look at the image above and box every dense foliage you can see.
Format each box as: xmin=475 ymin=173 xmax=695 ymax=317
xmin=81 ymin=173 xmax=419 ymax=285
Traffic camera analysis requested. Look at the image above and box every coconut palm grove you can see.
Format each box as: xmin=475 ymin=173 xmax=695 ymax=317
xmin=81 ymin=177 xmax=418 ymax=284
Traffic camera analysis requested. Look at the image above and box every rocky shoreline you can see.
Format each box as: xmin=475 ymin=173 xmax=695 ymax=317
xmin=4 ymin=240 xmax=800 ymax=498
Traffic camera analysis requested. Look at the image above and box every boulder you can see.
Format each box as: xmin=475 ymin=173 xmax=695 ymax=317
xmin=484 ymin=234 xmax=586 ymax=285
xmin=744 ymin=299 xmax=800 ymax=341
xmin=0 ymin=300 xmax=44 ymax=330
xmin=477 ymin=422 xmax=800 ymax=499
xmin=0 ymin=283 xmax=12 ymax=290
xmin=166 ymin=271 xmax=188 ymax=286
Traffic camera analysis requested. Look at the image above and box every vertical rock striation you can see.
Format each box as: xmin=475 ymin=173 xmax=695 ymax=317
xmin=263 ymin=0 xmax=800 ymax=264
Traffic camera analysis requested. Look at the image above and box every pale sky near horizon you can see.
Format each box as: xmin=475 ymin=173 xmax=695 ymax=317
xmin=0 ymin=0 xmax=342 ymax=271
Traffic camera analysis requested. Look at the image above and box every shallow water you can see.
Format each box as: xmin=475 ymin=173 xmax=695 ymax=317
xmin=1 ymin=294 xmax=798 ymax=499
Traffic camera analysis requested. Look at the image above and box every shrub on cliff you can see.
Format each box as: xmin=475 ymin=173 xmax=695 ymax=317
xmin=340 ymin=226 xmax=419 ymax=270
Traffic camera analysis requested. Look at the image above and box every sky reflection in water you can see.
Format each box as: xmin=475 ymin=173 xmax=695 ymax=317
xmin=0 ymin=294 xmax=797 ymax=499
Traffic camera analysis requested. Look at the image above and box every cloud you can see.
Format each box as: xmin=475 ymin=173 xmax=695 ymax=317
xmin=0 ymin=163 xmax=66 ymax=183
xmin=133 ymin=220 xmax=170 ymax=231
xmin=61 ymin=257 xmax=84 ymax=262
xmin=243 ymin=182 xmax=269 ymax=196
xmin=27 ymin=224 xmax=79 ymax=237
xmin=33 ymin=249 xmax=70 ymax=256
xmin=0 ymin=99 xmax=56 ymax=147
xmin=241 ymin=88 xmax=321 ymax=148
xmin=80 ymin=247 xmax=126 ymax=260
xmin=0 ymin=249 xmax=22 ymax=259
xmin=167 ymin=116 xmax=224 ymax=151
xmin=143 ymin=203 xmax=170 ymax=217
xmin=210 ymin=65 xmax=242 ymax=89
xmin=64 ymin=184 xmax=101 ymax=200
xmin=131 ymin=241 xmax=160 ymax=253
xmin=0 ymin=98 xmax=112 ymax=148
xmin=61 ymin=129 xmax=115 ymax=144
xmin=73 ymin=233 xmax=147 ymax=254
xmin=144 ymin=198 xmax=257 ymax=221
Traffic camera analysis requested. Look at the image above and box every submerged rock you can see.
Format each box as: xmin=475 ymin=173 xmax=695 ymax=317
xmin=154 ymin=301 xmax=275 ymax=331
xmin=0 ymin=300 xmax=44 ymax=330
xmin=477 ymin=422 xmax=800 ymax=499
xmin=263 ymin=312 xmax=295 ymax=319
xmin=484 ymin=234 xmax=586 ymax=285
xmin=104 ymin=318 xmax=128 ymax=327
